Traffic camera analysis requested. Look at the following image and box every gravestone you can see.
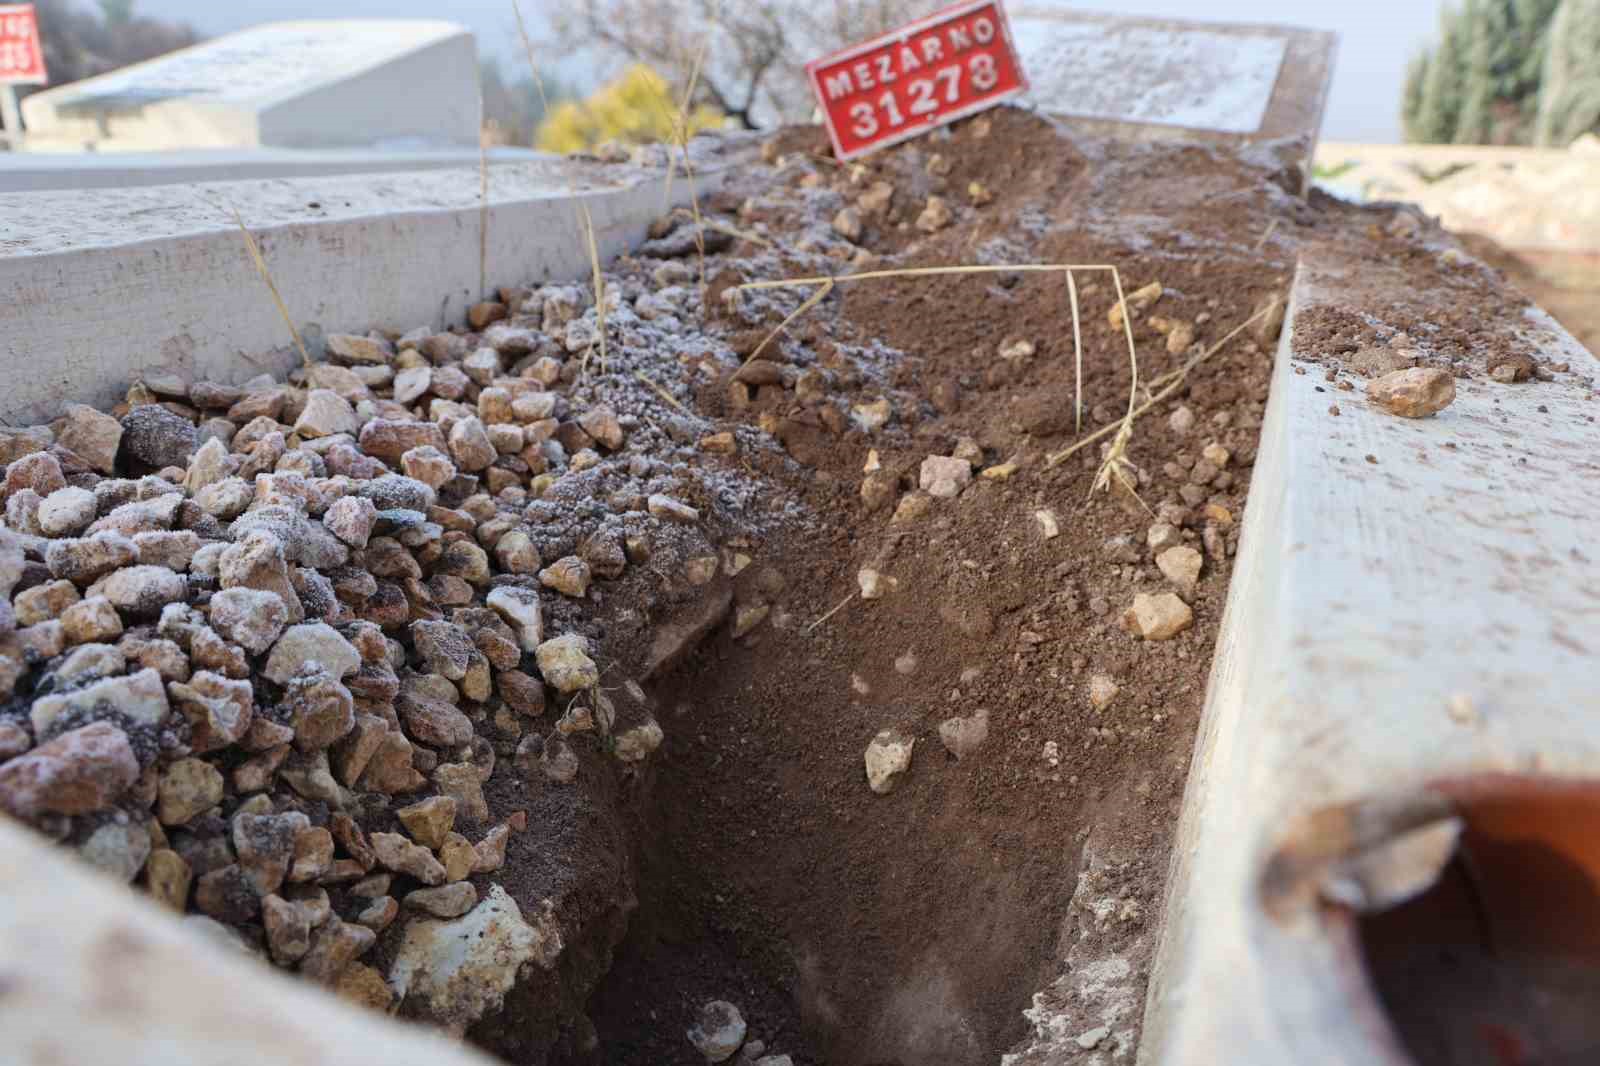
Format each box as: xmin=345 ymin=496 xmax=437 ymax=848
xmin=1010 ymin=7 xmax=1335 ymax=165
xmin=20 ymin=19 xmax=478 ymax=152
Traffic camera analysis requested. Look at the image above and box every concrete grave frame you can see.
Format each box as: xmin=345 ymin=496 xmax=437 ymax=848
xmin=19 ymin=20 xmax=480 ymax=151
xmin=0 ymin=146 xmax=738 ymax=425
xmin=1011 ymin=7 xmax=1336 ymax=183
xmin=1141 ymin=248 xmax=1600 ymax=1063
xmin=0 ymin=816 xmax=502 ymax=1065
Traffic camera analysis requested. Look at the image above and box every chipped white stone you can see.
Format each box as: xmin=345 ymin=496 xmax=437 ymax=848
xmin=919 ymin=455 xmax=972 ymax=499
xmin=389 ymin=884 xmax=560 ymax=1034
xmin=864 ymin=729 xmax=914 ymax=795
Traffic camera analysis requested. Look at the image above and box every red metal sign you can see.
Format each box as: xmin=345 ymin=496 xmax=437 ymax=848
xmin=807 ymin=0 xmax=1027 ymax=161
xmin=0 ymin=4 xmax=46 ymax=85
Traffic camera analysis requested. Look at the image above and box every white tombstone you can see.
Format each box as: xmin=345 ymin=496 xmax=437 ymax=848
xmin=20 ymin=19 xmax=479 ymax=152
xmin=1010 ymin=7 xmax=1336 ymax=148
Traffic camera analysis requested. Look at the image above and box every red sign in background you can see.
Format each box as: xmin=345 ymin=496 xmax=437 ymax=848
xmin=807 ymin=0 xmax=1027 ymax=162
xmin=0 ymin=3 xmax=46 ymax=85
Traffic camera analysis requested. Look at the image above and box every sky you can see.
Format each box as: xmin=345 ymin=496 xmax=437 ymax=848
xmin=130 ymin=0 xmax=1445 ymax=143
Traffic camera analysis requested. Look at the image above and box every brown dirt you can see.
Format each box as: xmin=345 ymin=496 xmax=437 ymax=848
xmin=6 ymin=102 xmax=1582 ymax=1066
xmin=519 ymin=107 xmax=1443 ymax=1066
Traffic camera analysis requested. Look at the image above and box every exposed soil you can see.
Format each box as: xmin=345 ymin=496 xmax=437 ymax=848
xmin=4 ymin=103 xmax=1541 ymax=1066
xmin=518 ymin=108 xmax=1453 ymax=1066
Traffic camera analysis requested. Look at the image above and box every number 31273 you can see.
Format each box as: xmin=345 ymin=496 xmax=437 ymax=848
xmin=847 ymin=54 xmax=1000 ymax=139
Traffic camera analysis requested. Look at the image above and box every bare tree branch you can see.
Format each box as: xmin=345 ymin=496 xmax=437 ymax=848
xmin=551 ymin=0 xmax=930 ymax=128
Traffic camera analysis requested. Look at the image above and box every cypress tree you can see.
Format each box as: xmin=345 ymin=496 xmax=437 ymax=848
xmin=1456 ymin=0 xmax=1496 ymax=143
xmin=1414 ymin=6 xmax=1469 ymax=143
xmin=1404 ymin=0 xmax=1561 ymax=144
xmin=1536 ymin=0 xmax=1600 ymax=145
xmin=1401 ymin=51 xmax=1433 ymax=142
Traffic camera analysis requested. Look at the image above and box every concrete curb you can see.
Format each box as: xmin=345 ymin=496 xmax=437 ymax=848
xmin=0 ymin=149 xmax=734 ymax=424
xmin=1140 ymin=252 xmax=1600 ymax=1062
xmin=0 ymin=146 xmax=545 ymax=193
xmin=0 ymin=817 xmax=501 ymax=1066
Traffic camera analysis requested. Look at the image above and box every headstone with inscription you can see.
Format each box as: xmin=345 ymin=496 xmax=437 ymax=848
xmin=1009 ymin=7 xmax=1335 ymax=162
xmin=20 ymin=19 xmax=478 ymax=152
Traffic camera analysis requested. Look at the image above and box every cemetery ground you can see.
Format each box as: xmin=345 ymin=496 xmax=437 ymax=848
xmin=0 ymin=106 xmax=1572 ymax=1066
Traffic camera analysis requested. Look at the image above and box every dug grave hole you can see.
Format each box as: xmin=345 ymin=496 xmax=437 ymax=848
xmin=0 ymin=106 xmax=1559 ymax=1066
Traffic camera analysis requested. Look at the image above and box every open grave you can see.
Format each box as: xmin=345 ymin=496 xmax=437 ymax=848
xmin=2 ymin=13 xmax=1597 ymax=1066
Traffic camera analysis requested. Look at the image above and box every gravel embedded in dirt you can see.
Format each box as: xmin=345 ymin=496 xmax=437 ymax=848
xmin=0 ymin=104 xmax=1558 ymax=1066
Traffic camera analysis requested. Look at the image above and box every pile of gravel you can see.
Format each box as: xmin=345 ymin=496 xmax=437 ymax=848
xmin=0 ymin=227 xmax=804 ymax=1026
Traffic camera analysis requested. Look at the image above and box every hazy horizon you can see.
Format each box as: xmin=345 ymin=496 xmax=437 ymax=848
xmin=127 ymin=0 xmax=1444 ymax=143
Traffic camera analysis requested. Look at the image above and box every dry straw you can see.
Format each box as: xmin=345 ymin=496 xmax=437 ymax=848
xmin=634 ymin=370 xmax=690 ymax=415
xmin=731 ymin=262 xmax=1148 ymax=499
xmin=1044 ymin=298 xmax=1281 ymax=470
xmin=229 ymin=207 xmax=310 ymax=368
xmin=577 ymin=203 xmax=609 ymax=376
xmin=478 ymin=139 xmax=490 ymax=300
xmin=510 ymin=0 xmax=550 ymax=115
xmin=807 ymin=591 xmax=857 ymax=634
xmin=664 ymin=29 xmax=714 ymax=291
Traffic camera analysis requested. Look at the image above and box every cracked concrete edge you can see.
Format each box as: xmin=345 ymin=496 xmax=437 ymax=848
xmin=0 ymin=143 xmax=741 ymax=425
xmin=0 ymin=146 xmax=547 ymax=193
xmin=1138 ymin=252 xmax=1600 ymax=1064
xmin=0 ymin=816 xmax=500 ymax=1066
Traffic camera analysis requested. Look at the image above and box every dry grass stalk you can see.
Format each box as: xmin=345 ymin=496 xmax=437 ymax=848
xmin=1067 ymin=270 xmax=1084 ymax=434
xmin=736 ymin=260 xmax=1126 ymax=369
xmin=229 ymin=207 xmax=310 ymax=368
xmin=667 ymin=207 xmax=772 ymax=248
xmin=735 ymin=263 xmax=1118 ymax=291
xmin=703 ymin=217 xmax=771 ymax=248
xmin=665 ymin=32 xmax=713 ymax=291
xmin=733 ymin=262 xmax=1292 ymax=506
xmin=1253 ymin=218 xmax=1281 ymax=253
xmin=732 ymin=264 xmax=1136 ymax=418
xmin=478 ymin=139 xmax=490 ymax=300
xmin=510 ymin=0 xmax=550 ymax=115
xmin=807 ymin=591 xmax=856 ymax=634
xmin=634 ymin=370 xmax=690 ymax=414
xmin=578 ymin=204 xmax=609 ymax=376
xmin=1044 ymin=299 xmax=1281 ymax=471
xmin=1092 ymin=268 xmax=1144 ymax=503
xmin=744 ymin=278 xmax=834 ymax=365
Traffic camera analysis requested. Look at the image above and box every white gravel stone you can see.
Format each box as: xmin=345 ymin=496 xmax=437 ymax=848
xmin=1156 ymin=546 xmax=1204 ymax=598
xmin=1147 ymin=522 xmax=1182 ymax=553
xmin=864 ymin=729 xmax=914 ymax=794
xmin=322 ymin=495 xmax=377 ymax=549
xmin=687 ymin=1000 xmax=747 ymax=1063
xmin=647 ymin=494 xmax=699 ymax=523
xmin=535 ymin=634 xmax=599 ymax=694
xmin=293 ymin=389 xmax=359 ymax=438
xmin=263 ymin=623 xmax=360 ymax=685
xmin=487 ymin=586 xmax=543 ymax=652
xmin=857 ymin=568 xmax=897 ymax=600
xmin=37 ymin=487 xmax=97 ymax=536
xmin=208 ymin=588 xmax=288 ymax=654
xmin=31 ymin=667 xmax=170 ymax=737
xmin=613 ymin=719 xmax=664 ymax=763
xmin=919 ymin=455 xmax=972 ymax=499
xmin=938 ymin=709 xmax=989 ymax=760
xmin=1088 ymin=674 xmax=1120 ymax=710
xmin=1123 ymin=592 xmax=1194 ymax=641
xmin=389 ymin=884 xmax=558 ymax=1033
xmin=392 ymin=366 xmax=432 ymax=404
xmin=99 ymin=565 xmax=187 ymax=615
